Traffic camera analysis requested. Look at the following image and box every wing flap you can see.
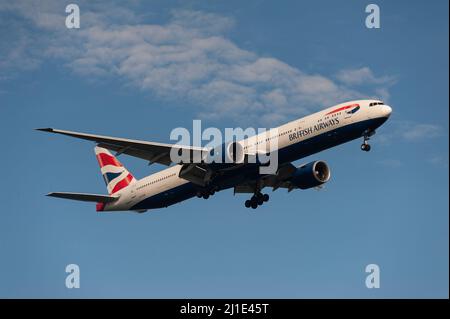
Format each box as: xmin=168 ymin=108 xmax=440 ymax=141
xmin=46 ymin=192 xmax=118 ymax=203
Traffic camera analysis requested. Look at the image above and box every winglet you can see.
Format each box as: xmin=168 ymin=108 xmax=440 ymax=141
xmin=35 ymin=128 xmax=54 ymax=132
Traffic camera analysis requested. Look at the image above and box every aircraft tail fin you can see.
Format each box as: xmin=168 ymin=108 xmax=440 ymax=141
xmin=94 ymin=146 xmax=137 ymax=195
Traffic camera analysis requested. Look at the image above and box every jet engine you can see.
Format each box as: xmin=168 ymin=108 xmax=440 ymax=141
xmin=205 ymin=141 xmax=245 ymax=164
xmin=226 ymin=141 xmax=245 ymax=163
xmin=290 ymin=160 xmax=331 ymax=189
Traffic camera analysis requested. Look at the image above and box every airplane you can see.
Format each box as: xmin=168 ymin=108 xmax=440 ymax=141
xmin=37 ymin=99 xmax=392 ymax=212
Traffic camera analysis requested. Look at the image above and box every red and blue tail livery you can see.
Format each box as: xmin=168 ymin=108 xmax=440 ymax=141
xmin=94 ymin=146 xmax=136 ymax=195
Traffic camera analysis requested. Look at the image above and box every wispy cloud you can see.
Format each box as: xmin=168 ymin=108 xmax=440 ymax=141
xmin=335 ymin=67 xmax=396 ymax=103
xmin=377 ymin=154 xmax=448 ymax=168
xmin=1 ymin=2 xmax=396 ymax=125
xmin=336 ymin=67 xmax=396 ymax=86
xmin=401 ymin=123 xmax=443 ymax=141
xmin=377 ymin=159 xmax=403 ymax=168
xmin=377 ymin=120 xmax=444 ymax=144
xmin=427 ymin=155 xmax=449 ymax=167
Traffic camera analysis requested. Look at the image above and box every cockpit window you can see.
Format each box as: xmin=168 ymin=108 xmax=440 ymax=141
xmin=369 ymin=101 xmax=384 ymax=106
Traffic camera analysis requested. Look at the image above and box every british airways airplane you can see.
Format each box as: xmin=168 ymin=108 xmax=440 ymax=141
xmin=37 ymin=99 xmax=392 ymax=211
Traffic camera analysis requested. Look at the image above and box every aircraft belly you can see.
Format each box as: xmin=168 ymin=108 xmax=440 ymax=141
xmin=131 ymin=118 xmax=388 ymax=211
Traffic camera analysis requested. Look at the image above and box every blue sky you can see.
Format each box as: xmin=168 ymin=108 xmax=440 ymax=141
xmin=0 ymin=0 xmax=448 ymax=298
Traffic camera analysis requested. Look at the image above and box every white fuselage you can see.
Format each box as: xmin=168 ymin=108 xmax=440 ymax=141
xmin=104 ymin=99 xmax=392 ymax=211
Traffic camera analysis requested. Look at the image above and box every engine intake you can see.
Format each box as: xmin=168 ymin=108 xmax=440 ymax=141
xmin=290 ymin=160 xmax=331 ymax=189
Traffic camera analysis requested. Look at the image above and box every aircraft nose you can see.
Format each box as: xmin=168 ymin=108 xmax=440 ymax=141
xmin=381 ymin=104 xmax=392 ymax=117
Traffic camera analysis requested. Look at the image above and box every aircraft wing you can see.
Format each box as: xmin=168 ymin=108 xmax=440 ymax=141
xmin=47 ymin=192 xmax=118 ymax=203
xmin=36 ymin=128 xmax=207 ymax=166
xmin=233 ymin=163 xmax=300 ymax=193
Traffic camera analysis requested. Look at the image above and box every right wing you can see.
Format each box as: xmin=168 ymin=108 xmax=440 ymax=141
xmin=46 ymin=192 xmax=119 ymax=203
xmin=36 ymin=128 xmax=207 ymax=166
xmin=233 ymin=163 xmax=300 ymax=193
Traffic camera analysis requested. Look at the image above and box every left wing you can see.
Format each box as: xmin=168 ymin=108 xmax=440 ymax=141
xmin=36 ymin=128 xmax=207 ymax=166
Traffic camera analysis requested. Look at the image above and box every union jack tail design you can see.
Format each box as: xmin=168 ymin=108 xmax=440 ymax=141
xmin=94 ymin=146 xmax=137 ymax=195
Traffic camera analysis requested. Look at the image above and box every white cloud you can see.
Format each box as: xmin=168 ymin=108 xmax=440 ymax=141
xmin=336 ymin=67 xmax=396 ymax=86
xmin=401 ymin=123 xmax=443 ymax=141
xmin=1 ymin=2 xmax=396 ymax=125
xmin=377 ymin=120 xmax=443 ymax=144
xmin=0 ymin=33 xmax=41 ymax=71
xmin=170 ymin=9 xmax=235 ymax=35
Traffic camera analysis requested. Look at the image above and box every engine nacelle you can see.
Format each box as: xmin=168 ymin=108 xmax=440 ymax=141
xmin=205 ymin=141 xmax=245 ymax=164
xmin=290 ymin=160 xmax=331 ymax=189
xmin=227 ymin=141 xmax=245 ymax=163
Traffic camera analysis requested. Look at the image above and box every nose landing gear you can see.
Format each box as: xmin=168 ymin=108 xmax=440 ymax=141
xmin=244 ymin=192 xmax=269 ymax=209
xmin=361 ymin=130 xmax=375 ymax=152
xmin=361 ymin=143 xmax=371 ymax=152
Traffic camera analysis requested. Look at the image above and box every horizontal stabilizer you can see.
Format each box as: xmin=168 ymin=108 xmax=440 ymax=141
xmin=46 ymin=192 xmax=118 ymax=203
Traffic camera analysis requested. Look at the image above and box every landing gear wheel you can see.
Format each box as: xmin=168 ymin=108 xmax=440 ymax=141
xmin=257 ymin=196 xmax=264 ymax=205
xmin=250 ymin=196 xmax=258 ymax=207
xmin=202 ymin=194 xmax=210 ymax=199
xmin=361 ymin=143 xmax=371 ymax=152
xmin=246 ymin=191 xmax=269 ymax=209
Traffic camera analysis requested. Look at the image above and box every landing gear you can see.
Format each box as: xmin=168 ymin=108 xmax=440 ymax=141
xmin=197 ymin=186 xmax=218 ymax=199
xmin=361 ymin=143 xmax=371 ymax=152
xmin=244 ymin=192 xmax=269 ymax=209
xmin=257 ymin=194 xmax=264 ymax=205
xmin=361 ymin=130 xmax=374 ymax=152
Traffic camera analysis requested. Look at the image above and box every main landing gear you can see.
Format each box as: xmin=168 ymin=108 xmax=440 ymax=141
xmin=196 ymin=187 xmax=218 ymax=199
xmin=244 ymin=192 xmax=269 ymax=209
xmin=361 ymin=130 xmax=374 ymax=152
